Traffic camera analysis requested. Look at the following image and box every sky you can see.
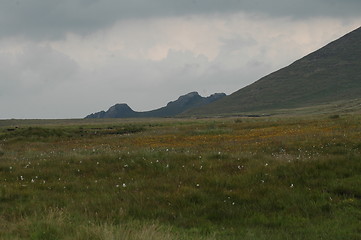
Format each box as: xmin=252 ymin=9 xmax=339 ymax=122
xmin=0 ymin=0 xmax=360 ymax=119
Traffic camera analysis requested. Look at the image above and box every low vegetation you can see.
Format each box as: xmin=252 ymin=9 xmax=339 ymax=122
xmin=0 ymin=115 xmax=361 ymax=239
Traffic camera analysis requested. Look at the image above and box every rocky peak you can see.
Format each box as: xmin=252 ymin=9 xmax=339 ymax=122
xmin=85 ymin=91 xmax=226 ymax=119
xmin=167 ymin=92 xmax=202 ymax=107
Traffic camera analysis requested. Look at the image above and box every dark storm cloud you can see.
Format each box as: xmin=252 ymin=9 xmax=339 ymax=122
xmin=1 ymin=0 xmax=360 ymax=39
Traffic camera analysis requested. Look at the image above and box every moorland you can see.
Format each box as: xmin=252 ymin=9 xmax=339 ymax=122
xmin=1 ymin=114 xmax=361 ymax=239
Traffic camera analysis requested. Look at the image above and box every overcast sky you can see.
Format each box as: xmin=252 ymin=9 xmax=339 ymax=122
xmin=1 ymin=0 xmax=360 ymax=119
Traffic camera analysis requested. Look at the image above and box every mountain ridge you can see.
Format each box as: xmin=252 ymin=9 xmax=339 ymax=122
xmin=85 ymin=92 xmax=226 ymax=118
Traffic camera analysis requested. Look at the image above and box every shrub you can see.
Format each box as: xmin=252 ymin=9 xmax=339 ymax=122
xmin=0 ymin=146 xmax=4 ymax=156
xmin=329 ymin=114 xmax=340 ymax=119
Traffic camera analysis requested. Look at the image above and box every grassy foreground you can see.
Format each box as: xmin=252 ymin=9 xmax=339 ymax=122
xmin=0 ymin=115 xmax=361 ymax=239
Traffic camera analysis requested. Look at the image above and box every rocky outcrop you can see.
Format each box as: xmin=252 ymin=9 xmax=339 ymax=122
xmin=85 ymin=92 xmax=226 ymax=118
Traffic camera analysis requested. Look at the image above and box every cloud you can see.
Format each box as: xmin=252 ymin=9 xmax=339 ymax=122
xmin=0 ymin=0 xmax=360 ymax=39
xmin=0 ymin=40 xmax=78 ymax=98
xmin=0 ymin=1 xmax=360 ymax=118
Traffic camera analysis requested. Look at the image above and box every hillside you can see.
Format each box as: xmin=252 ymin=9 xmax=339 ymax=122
xmin=85 ymin=92 xmax=226 ymax=118
xmin=185 ymin=26 xmax=361 ymax=116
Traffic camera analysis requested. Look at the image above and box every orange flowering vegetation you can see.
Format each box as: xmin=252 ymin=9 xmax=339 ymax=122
xmin=128 ymin=119 xmax=341 ymax=154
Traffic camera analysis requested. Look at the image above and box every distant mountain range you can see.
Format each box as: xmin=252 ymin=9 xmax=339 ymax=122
xmin=185 ymin=26 xmax=361 ymax=116
xmin=85 ymin=92 xmax=226 ymax=118
xmin=87 ymin=26 xmax=361 ymax=119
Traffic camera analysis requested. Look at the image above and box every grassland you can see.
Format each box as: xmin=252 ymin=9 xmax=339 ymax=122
xmin=1 ymin=114 xmax=361 ymax=239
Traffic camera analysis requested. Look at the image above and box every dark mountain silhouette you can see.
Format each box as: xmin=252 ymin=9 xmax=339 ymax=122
xmin=185 ymin=26 xmax=361 ymax=116
xmin=85 ymin=92 xmax=226 ymax=118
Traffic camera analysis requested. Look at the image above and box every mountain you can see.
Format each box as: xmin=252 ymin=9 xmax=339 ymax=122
xmin=85 ymin=92 xmax=226 ymax=118
xmin=85 ymin=104 xmax=138 ymax=118
xmin=185 ymin=26 xmax=361 ymax=116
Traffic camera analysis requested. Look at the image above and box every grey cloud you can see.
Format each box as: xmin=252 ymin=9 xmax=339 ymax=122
xmin=18 ymin=44 xmax=78 ymax=82
xmin=1 ymin=0 xmax=360 ymax=39
xmin=0 ymin=43 xmax=78 ymax=97
xmin=1 ymin=1 xmax=360 ymax=119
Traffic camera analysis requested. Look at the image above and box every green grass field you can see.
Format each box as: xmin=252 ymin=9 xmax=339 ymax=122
xmin=1 ymin=115 xmax=361 ymax=239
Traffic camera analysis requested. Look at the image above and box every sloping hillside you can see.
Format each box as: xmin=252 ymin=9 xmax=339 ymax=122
xmin=185 ymin=26 xmax=361 ymax=116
